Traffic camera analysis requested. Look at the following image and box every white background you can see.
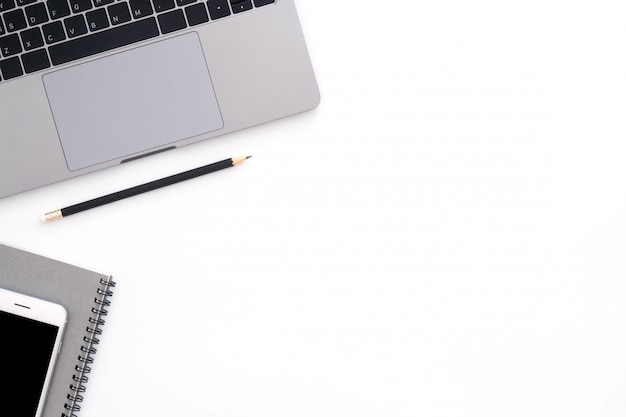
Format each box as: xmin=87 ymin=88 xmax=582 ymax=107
xmin=2 ymin=1 xmax=626 ymax=416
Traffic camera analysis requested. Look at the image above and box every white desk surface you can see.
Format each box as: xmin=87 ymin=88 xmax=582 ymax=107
xmin=2 ymin=2 xmax=626 ymax=416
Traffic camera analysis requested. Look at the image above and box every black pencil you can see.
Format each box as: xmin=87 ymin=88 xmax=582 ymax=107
xmin=41 ymin=156 xmax=251 ymax=222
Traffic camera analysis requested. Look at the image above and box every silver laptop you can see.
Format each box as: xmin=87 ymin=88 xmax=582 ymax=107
xmin=0 ymin=0 xmax=318 ymax=198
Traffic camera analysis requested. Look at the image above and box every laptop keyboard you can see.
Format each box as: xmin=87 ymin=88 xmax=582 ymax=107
xmin=0 ymin=0 xmax=274 ymax=82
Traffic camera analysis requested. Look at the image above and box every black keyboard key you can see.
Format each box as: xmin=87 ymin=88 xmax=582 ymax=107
xmin=69 ymin=0 xmax=91 ymax=13
xmin=42 ymin=21 xmax=65 ymax=43
xmin=129 ymin=0 xmax=152 ymax=18
xmin=47 ymin=0 xmax=71 ymax=19
xmin=107 ymin=2 xmax=131 ymax=25
xmin=157 ymin=9 xmax=185 ymax=34
xmin=176 ymin=0 xmax=194 ymax=6
xmin=93 ymin=0 xmax=113 ymax=6
xmin=25 ymin=3 xmax=50 ymax=26
xmin=0 ymin=21 xmax=5 ymax=37
xmin=152 ymin=0 xmax=173 ymax=13
xmin=64 ymin=14 xmax=87 ymax=37
xmin=20 ymin=27 xmax=44 ymax=49
xmin=16 ymin=0 xmax=36 ymax=6
xmin=22 ymin=48 xmax=50 ymax=72
xmin=253 ymin=0 xmax=273 ymax=6
xmin=0 ymin=0 xmax=16 ymax=12
xmin=185 ymin=3 xmax=208 ymax=26
xmin=230 ymin=0 xmax=250 ymax=13
xmin=0 ymin=33 xmax=22 ymax=56
xmin=86 ymin=8 xmax=108 ymax=30
xmin=207 ymin=0 xmax=229 ymax=20
xmin=48 ymin=17 xmax=159 ymax=65
xmin=0 ymin=56 xmax=23 ymax=79
xmin=4 ymin=9 xmax=27 ymax=32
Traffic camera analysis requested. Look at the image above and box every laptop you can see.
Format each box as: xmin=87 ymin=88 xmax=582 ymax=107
xmin=0 ymin=0 xmax=319 ymax=198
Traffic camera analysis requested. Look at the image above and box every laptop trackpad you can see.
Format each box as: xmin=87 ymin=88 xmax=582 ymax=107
xmin=43 ymin=33 xmax=223 ymax=172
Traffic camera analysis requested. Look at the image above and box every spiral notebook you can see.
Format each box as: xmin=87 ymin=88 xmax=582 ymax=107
xmin=0 ymin=242 xmax=115 ymax=417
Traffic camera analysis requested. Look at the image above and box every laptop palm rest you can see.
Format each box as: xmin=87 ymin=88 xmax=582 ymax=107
xmin=43 ymin=32 xmax=223 ymax=172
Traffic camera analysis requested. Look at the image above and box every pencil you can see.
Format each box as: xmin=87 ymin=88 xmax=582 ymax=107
xmin=41 ymin=156 xmax=251 ymax=222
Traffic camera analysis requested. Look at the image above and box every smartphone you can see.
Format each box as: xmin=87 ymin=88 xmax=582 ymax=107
xmin=0 ymin=288 xmax=67 ymax=417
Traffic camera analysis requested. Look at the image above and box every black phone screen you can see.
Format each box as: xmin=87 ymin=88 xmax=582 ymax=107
xmin=0 ymin=310 xmax=60 ymax=417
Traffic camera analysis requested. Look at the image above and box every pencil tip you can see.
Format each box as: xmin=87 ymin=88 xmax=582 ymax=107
xmin=246 ymin=156 xmax=252 ymax=159
xmin=232 ymin=156 xmax=252 ymax=165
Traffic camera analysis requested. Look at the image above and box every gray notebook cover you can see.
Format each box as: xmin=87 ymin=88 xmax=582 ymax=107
xmin=0 ymin=242 xmax=114 ymax=417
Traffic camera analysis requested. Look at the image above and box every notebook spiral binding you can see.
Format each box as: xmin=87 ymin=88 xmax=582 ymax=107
xmin=62 ymin=277 xmax=116 ymax=417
